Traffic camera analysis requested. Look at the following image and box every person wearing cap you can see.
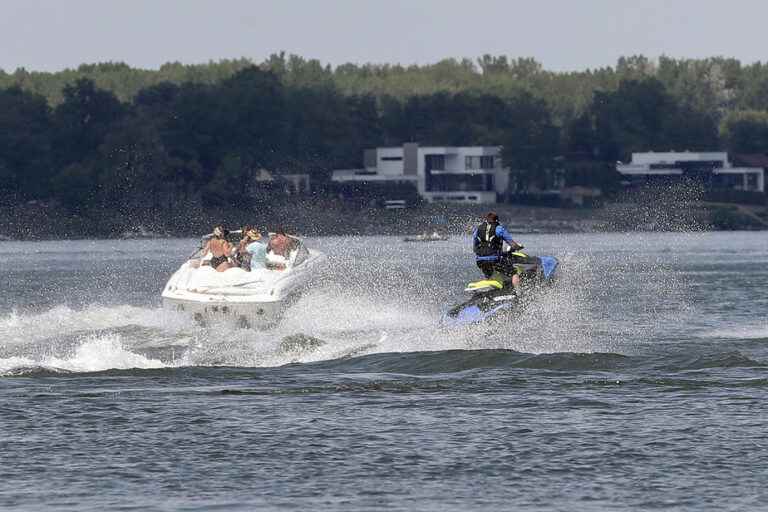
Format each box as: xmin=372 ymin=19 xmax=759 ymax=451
xmin=472 ymin=212 xmax=524 ymax=288
xmin=236 ymin=226 xmax=265 ymax=271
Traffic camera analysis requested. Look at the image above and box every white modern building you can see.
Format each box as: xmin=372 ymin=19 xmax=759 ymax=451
xmin=616 ymin=151 xmax=765 ymax=193
xmin=332 ymin=143 xmax=509 ymax=204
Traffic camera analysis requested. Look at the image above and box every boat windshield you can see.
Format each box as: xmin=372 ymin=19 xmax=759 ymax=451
xmin=292 ymin=240 xmax=309 ymax=266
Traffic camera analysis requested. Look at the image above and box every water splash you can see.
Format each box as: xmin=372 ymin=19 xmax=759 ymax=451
xmin=0 ymin=234 xmax=704 ymax=373
xmin=0 ymin=304 xmax=190 ymax=347
xmin=0 ymin=332 xmax=171 ymax=376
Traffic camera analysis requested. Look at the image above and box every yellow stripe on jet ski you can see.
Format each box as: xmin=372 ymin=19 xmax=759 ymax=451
xmin=466 ymin=279 xmax=503 ymax=290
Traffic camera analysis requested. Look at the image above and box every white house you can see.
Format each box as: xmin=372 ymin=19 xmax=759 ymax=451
xmin=616 ymin=151 xmax=765 ymax=193
xmin=332 ymin=143 xmax=509 ymax=204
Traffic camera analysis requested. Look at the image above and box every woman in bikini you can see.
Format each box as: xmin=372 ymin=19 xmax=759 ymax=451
xmin=201 ymin=225 xmax=234 ymax=272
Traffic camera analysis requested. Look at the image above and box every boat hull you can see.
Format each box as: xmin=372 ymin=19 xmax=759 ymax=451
xmin=162 ymin=296 xmax=288 ymax=327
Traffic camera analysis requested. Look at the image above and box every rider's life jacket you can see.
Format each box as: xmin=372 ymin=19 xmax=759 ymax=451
xmin=474 ymin=221 xmax=503 ymax=258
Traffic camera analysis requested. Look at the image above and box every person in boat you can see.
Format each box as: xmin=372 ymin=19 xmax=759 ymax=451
xmin=234 ymin=225 xmax=255 ymax=269
xmin=236 ymin=226 xmax=266 ymax=271
xmin=266 ymin=228 xmax=296 ymax=257
xmin=472 ymin=212 xmax=524 ymax=290
xmin=265 ymin=228 xmax=298 ymax=270
xmin=201 ymin=225 xmax=234 ymax=272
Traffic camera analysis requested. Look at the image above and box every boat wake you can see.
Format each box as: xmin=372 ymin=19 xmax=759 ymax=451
xmin=0 ymin=333 xmax=169 ymax=375
xmin=0 ymin=276 xmax=594 ymax=377
xmin=0 ymin=246 xmax=730 ymax=377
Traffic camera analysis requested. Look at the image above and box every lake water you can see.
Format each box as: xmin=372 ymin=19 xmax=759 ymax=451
xmin=1 ymin=232 xmax=767 ymax=511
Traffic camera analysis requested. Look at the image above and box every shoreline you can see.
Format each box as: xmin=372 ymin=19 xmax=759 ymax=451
xmin=0 ymin=198 xmax=765 ymax=242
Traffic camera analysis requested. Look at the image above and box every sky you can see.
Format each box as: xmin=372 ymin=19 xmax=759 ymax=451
xmin=1 ymin=0 xmax=767 ymax=73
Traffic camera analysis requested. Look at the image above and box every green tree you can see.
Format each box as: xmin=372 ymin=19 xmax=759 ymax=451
xmin=0 ymin=86 xmax=53 ymax=197
xmin=720 ymin=110 xmax=768 ymax=153
xmin=53 ymin=78 xmax=126 ymax=167
xmin=501 ymin=93 xmax=561 ymax=192
xmin=217 ymin=66 xmax=287 ymax=170
xmin=202 ymin=153 xmax=255 ymax=208
xmin=51 ymin=161 xmax=97 ymax=212
xmin=589 ymin=78 xmax=718 ymax=161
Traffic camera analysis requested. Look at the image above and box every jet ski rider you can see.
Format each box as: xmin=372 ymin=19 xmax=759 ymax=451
xmin=473 ymin=212 xmax=524 ymax=291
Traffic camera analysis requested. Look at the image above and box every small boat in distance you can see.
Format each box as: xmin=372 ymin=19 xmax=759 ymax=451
xmin=403 ymin=231 xmax=450 ymax=242
xmin=121 ymin=225 xmax=167 ymax=239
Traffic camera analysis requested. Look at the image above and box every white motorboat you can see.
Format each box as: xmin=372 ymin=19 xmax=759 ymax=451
xmin=162 ymin=233 xmax=325 ymax=327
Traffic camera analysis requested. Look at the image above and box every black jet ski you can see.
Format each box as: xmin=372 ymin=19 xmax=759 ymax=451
xmin=441 ymin=251 xmax=559 ymax=327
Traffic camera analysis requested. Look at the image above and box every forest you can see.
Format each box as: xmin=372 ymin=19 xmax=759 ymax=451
xmin=1 ymin=53 xmax=767 ymax=235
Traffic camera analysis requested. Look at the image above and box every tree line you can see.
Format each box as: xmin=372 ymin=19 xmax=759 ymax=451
xmin=5 ymin=54 xmax=768 ymax=119
xmin=1 ymin=54 xmax=768 ymax=221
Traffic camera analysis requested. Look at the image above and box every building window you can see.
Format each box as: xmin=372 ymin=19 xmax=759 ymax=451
xmin=427 ymin=174 xmax=492 ymax=192
xmin=747 ymin=173 xmax=758 ymax=191
xmin=381 ymin=156 xmax=403 ymax=161
xmin=466 ymin=155 xmax=498 ymax=169
xmin=426 ymin=154 xmax=445 ymax=171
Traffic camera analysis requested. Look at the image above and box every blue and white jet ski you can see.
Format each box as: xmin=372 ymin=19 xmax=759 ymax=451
xmin=441 ymin=251 xmax=559 ymax=327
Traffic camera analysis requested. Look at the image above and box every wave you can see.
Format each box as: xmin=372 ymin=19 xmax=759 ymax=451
xmin=635 ymin=377 xmax=768 ymax=389
xmin=4 ymin=345 xmax=765 ymax=380
xmin=311 ymin=348 xmax=631 ymax=373
xmin=0 ymin=332 xmax=172 ymax=376
xmin=667 ymin=350 xmax=766 ymax=370
xmin=308 ymin=347 xmax=765 ymax=374
xmin=0 ymin=304 xmax=191 ymax=346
